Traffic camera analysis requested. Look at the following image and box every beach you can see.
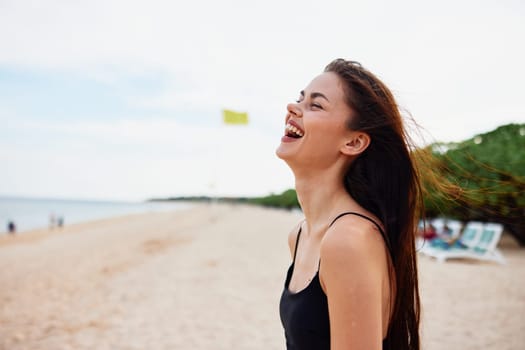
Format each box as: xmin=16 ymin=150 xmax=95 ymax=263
xmin=0 ymin=204 xmax=523 ymax=349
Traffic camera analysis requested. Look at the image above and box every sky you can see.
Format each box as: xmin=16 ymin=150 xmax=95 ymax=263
xmin=1 ymin=0 xmax=524 ymax=201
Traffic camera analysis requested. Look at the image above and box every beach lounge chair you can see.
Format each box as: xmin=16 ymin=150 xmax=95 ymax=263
xmin=420 ymin=222 xmax=506 ymax=264
xmin=471 ymin=223 xmax=506 ymax=263
xmin=430 ymin=218 xmax=445 ymax=234
xmin=455 ymin=221 xmax=484 ymax=248
xmin=420 ymin=221 xmax=482 ymax=251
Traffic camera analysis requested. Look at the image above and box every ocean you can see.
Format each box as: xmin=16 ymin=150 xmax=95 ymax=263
xmin=0 ymin=196 xmax=192 ymax=234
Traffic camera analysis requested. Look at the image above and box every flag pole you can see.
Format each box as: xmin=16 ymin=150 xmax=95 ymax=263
xmin=220 ymin=108 xmax=249 ymax=203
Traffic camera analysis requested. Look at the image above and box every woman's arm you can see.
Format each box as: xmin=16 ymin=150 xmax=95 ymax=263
xmin=320 ymin=217 xmax=387 ymax=350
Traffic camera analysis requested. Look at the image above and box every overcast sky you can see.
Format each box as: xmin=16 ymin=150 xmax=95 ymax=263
xmin=1 ymin=0 xmax=523 ymax=201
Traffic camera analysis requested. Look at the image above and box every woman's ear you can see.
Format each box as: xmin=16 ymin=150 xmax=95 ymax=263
xmin=340 ymin=132 xmax=371 ymax=156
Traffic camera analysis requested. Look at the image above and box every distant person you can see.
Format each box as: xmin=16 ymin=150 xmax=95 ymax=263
xmin=57 ymin=216 xmax=64 ymax=228
xmin=420 ymin=223 xmax=438 ymax=240
xmin=440 ymin=223 xmax=453 ymax=237
xmin=7 ymin=221 xmax=16 ymax=234
xmin=426 ymin=222 xmax=467 ymax=249
xmin=276 ymin=59 xmax=421 ymax=349
xmin=49 ymin=213 xmax=56 ymax=229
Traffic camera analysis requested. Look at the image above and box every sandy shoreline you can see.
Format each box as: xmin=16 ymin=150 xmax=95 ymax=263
xmin=1 ymin=204 xmax=524 ymax=349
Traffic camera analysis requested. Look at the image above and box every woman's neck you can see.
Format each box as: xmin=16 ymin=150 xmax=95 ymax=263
xmin=294 ymin=171 xmax=359 ymax=237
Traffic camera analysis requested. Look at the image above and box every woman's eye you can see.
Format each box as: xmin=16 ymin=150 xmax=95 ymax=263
xmin=311 ymin=103 xmax=322 ymax=109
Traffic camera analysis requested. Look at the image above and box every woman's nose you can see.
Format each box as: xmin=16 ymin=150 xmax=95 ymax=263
xmin=287 ymin=102 xmax=302 ymax=118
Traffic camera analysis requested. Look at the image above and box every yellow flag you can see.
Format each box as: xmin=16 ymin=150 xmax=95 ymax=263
xmin=223 ymin=109 xmax=249 ymax=125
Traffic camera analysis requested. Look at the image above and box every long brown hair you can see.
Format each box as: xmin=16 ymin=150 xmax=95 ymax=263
xmin=325 ymin=59 xmax=421 ymax=350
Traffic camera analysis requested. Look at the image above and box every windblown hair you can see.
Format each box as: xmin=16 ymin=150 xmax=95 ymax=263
xmin=325 ymin=59 xmax=421 ymax=350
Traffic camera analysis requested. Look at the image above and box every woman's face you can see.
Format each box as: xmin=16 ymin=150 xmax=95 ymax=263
xmin=276 ymin=72 xmax=355 ymax=170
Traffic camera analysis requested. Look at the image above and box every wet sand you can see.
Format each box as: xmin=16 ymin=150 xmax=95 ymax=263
xmin=0 ymin=204 xmax=523 ymax=349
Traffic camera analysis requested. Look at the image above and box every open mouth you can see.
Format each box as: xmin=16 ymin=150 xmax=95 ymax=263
xmin=285 ymin=122 xmax=304 ymax=138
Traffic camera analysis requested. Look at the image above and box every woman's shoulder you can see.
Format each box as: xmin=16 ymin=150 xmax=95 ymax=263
xmin=320 ymin=214 xmax=387 ymax=269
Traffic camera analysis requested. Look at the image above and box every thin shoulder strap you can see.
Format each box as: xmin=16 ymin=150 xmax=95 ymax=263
xmin=292 ymin=224 xmax=303 ymax=262
xmin=329 ymin=212 xmax=390 ymax=248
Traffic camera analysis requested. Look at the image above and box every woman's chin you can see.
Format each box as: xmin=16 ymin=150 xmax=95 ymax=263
xmin=275 ymin=144 xmax=292 ymax=160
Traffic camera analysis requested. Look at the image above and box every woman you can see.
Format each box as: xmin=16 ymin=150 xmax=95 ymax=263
xmin=277 ymin=59 xmax=421 ymax=350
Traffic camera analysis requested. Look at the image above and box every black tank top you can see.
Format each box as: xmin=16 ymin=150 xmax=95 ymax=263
xmin=279 ymin=212 xmax=391 ymax=350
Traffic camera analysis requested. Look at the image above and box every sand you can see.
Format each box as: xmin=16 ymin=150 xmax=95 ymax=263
xmin=0 ymin=204 xmax=523 ymax=349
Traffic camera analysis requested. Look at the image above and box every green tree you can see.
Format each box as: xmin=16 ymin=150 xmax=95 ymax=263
xmin=423 ymin=124 xmax=525 ymax=245
xmin=249 ymin=189 xmax=300 ymax=209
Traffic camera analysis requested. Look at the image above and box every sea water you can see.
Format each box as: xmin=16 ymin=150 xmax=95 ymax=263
xmin=0 ymin=196 xmax=192 ymax=234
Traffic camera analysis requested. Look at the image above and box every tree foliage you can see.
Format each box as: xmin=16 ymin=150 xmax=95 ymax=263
xmin=421 ymin=123 xmax=525 ymax=244
xmin=248 ymin=189 xmax=300 ymax=210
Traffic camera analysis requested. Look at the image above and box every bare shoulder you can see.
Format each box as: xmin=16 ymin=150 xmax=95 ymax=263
xmin=287 ymin=220 xmax=304 ymax=258
xmin=320 ymin=214 xmax=387 ymax=274
xmin=320 ymin=214 xmax=392 ymax=346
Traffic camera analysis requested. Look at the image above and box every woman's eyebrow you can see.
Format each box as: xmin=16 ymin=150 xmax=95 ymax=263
xmin=300 ymin=90 xmax=330 ymax=102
